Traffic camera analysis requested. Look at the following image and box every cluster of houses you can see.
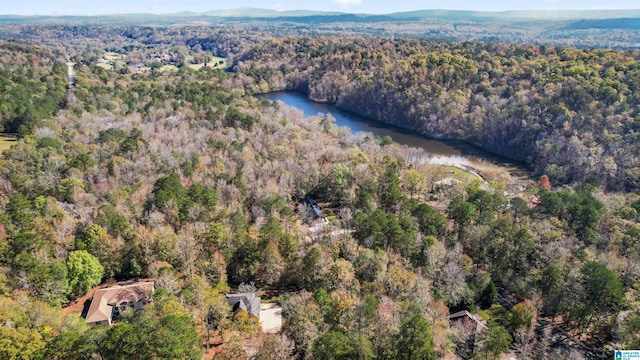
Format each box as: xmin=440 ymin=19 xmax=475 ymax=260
xmin=84 ymin=196 xmax=490 ymax=355
xmin=85 ymin=280 xmax=486 ymax=348
xmin=97 ymin=50 xmax=180 ymax=71
xmin=147 ymin=50 xmax=181 ymax=65
xmin=127 ymin=63 xmax=150 ymax=75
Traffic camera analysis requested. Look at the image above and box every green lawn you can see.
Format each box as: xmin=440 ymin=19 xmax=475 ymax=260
xmin=104 ymin=52 xmax=125 ymax=62
xmin=446 ymin=166 xmax=486 ymax=185
xmin=96 ymin=63 xmax=114 ymax=70
xmin=209 ymin=56 xmax=228 ymax=69
xmin=186 ymin=56 xmax=228 ymax=71
xmin=158 ymin=65 xmax=179 ymax=73
xmin=186 ymin=63 xmax=206 ymax=70
xmin=0 ymin=135 xmax=17 ymax=155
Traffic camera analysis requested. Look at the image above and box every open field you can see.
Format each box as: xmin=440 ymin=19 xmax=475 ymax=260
xmin=158 ymin=64 xmax=179 ymax=73
xmin=0 ymin=135 xmax=17 ymax=155
xmin=104 ymin=52 xmax=125 ymax=61
xmin=95 ymin=52 xmax=126 ymax=71
xmin=187 ymin=56 xmax=228 ymax=70
xmin=186 ymin=63 xmax=207 ymax=70
xmin=132 ymin=66 xmax=152 ymax=73
xmin=96 ymin=63 xmax=113 ymax=70
xmin=186 ymin=63 xmax=206 ymax=70
xmin=209 ymin=56 xmax=228 ymax=69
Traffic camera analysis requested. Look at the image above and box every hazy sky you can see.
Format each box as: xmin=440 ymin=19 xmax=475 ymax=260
xmin=4 ymin=0 xmax=640 ymax=16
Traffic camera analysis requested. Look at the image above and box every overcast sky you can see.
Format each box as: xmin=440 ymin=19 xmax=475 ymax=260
xmin=4 ymin=0 xmax=640 ymax=16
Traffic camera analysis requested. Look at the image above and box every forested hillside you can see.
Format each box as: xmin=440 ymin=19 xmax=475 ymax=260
xmin=0 ymin=42 xmax=67 ymax=136
xmin=234 ymin=36 xmax=640 ymax=191
xmin=0 ymin=28 xmax=639 ymax=360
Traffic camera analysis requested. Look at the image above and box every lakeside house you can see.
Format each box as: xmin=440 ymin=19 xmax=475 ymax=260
xmin=85 ymin=281 xmax=154 ymax=326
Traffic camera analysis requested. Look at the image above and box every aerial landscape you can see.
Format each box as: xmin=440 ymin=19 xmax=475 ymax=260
xmin=1 ymin=0 xmax=640 ymax=359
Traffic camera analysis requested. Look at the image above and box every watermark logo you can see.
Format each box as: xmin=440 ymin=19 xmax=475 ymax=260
xmin=616 ymin=350 xmax=640 ymax=360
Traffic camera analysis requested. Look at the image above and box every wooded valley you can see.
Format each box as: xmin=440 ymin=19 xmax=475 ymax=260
xmin=0 ymin=23 xmax=638 ymax=359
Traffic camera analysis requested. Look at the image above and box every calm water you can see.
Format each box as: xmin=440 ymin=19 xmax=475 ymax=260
xmin=265 ymin=91 xmax=528 ymax=176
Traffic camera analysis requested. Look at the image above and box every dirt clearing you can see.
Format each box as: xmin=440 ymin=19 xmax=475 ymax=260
xmin=260 ymin=303 xmax=282 ymax=333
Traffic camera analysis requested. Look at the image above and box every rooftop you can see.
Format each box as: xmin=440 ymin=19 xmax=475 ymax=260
xmin=226 ymin=293 xmax=261 ymax=317
xmin=449 ymin=310 xmax=488 ymax=333
xmin=85 ymin=282 xmax=154 ymax=324
xmin=304 ymin=198 xmax=326 ymax=220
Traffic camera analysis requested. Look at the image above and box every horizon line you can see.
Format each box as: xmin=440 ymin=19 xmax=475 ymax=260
xmin=3 ymin=7 xmax=640 ymax=17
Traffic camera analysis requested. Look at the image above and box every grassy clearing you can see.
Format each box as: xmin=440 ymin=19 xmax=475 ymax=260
xmin=104 ymin=52 xmax=125 ymax=62
xmin=158 ymin=65 xmax=179 ymax=73
xmin=186 ymin=63 xmax=206 ymax=70
xmin=209 ymin=56 xmax=228 ymax=69
xmin=0 ymin=135 xmax=17 ymax=155
xmin=96 ymin=63 xmax=114 ymax=70
xmin=97 ymin=53 xmax=125 ymax=71
xmin=447 ymin=166 xmax=485 ymax=185
xmin=186 ymin=56 xmax=228 ymax=70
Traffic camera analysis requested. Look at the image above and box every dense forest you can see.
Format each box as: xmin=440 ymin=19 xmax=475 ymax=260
xmin=0 ymin=24 xmax=639 ymax=360
xmin=0 ymin=42 xmax=67 ymax=136
xmin=234 ymin=36 xmax=640 ymax=191
xmin=4 ymin=9 xmax=640 ymax=49
xmin=7 ymin=25 xmax=640 ymax=191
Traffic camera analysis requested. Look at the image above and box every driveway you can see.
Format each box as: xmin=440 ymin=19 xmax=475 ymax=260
xmin=260 ymin=303 xmax=283 ymax=333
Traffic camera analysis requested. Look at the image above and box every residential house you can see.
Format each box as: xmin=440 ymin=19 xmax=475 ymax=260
xmin=128 ymin=63 xmax=149 ymax=75
xmin=85 ymin=282 xmax=154 ymax=326
xmin=225 ymin=293 xmax=261 ymax=317
xmin=303 ymin=198 xmax=327 ymax=223
xmin=449 ymin=310 xmax=488 ymax=332
xmin=449 ymin=310 xmax=488 ymax=356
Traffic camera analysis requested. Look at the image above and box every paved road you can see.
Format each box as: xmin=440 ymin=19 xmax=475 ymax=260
xmin=67 ymin=61 xmax=75 ymax=87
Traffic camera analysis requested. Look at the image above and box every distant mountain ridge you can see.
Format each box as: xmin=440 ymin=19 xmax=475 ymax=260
xmin=566 ymin=18 xmax=640 ymax=30
xmin=2 ymin=8 xmax=640 ymax=29
xmin=152 ymin=8 xmax=640 ymax=20
xmin=386 ymin=9 xmax=640 ymax=21
xmin=3 ymin=8 xmax=640 ymax=22
xmin=200 ymin=8 xmax=344 ymax=17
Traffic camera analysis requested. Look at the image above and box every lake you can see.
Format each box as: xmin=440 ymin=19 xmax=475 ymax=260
xmin=265 ymin=91 xmax=528 ymax=178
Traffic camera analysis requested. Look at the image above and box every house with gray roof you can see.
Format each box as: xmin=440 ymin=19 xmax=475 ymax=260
xmin=303 ymin=198 xmax=327 ymax=223
xmin=225 ymin=293 xmax=261 ymax=317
